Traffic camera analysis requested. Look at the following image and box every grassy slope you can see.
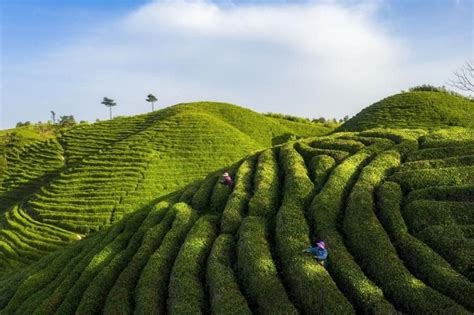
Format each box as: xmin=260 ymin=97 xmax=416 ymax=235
xmin=1 ymin=128 xmax=472 ymax=314
xmin=340 ymin=91 xmax=474 ymax=131
xmin=0 ymin=101 xmax=333 ymax=274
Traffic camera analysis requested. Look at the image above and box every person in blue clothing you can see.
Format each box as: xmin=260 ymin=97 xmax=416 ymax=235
xmin=303 ymin=241 xmax=328 ymax=267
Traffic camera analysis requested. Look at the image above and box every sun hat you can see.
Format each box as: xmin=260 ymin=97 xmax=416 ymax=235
xmin=316 ymin=241 xmax=326 ymax=249
xmin=223 ymin=172 xmax=229 ymax=177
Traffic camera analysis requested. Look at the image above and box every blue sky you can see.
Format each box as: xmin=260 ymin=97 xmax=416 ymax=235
xmin=1 ymin=0 xmax=472 ymax=129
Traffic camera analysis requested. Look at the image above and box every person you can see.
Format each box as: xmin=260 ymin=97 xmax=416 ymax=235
xmin=220 ymin=171 xmax=234 ymax=189
xmin=303 ymin=241 xmax=328 ymax=267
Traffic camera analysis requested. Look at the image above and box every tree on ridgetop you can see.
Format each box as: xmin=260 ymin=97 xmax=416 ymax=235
xmin=101 ymin=97 xmax=117 ymax=119
xmin=58 ymin=115 xmax=76 ymax=128
xmin=50 ymin=111 xmax=56 ymax=124
xmin=146 ymin=94 xmax=158 ymax=111
xmin=448 ymin=60 xmax=474 ymax=93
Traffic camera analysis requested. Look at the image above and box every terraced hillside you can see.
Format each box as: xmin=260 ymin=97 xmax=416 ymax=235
xmin=0 ymin=102 xmax=333 ymax=275
xmin=1 ymin=128 xmax=472 ymax=314
xmin=340 ymin=91 xmax=473 ymax=131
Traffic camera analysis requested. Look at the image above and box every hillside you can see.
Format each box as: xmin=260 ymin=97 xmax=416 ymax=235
xmin=0 ymin=127 xmax=472 ymax=314
xmin=340 ymin=91 xmax=474 ymax=131
xmin=0 ymin=102 xmax=334 ymax=274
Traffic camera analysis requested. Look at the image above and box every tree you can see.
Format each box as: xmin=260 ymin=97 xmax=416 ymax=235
xmin=146 ymin=94 xmax=158 ymax=111
xmin=448 ymin=60 xmax=474 ymax=93
xmin=101 ymin=97 xmax=117 ymax=119
xmin=58 ymin=115 xmax=76 ymax=128
xmin=51 ymin=111 xmax=56 ymax=124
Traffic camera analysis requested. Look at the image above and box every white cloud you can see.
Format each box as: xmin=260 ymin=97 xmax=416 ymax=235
xmin=1 ymin=0 xmax=468 ymax=128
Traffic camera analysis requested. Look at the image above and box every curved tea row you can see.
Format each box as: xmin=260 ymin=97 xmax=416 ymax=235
xmin=1 ymin=128 xmax=472 ymax=313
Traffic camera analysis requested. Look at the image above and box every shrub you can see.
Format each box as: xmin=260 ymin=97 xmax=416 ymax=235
xmin=220 ymin=157 xmax=256 ymax=234
xmin=343 ymin=149 xmax=468 ymax=313
xmin=377 ymin=181 xmax=474 ymax=311
xmin=310 ymin=138 xmax=365 ymax=154
xmin=178 ymin=180 xmax=201 ymax=204
xmin=308 ymin=146 xmax=396 ymax=314
xmin=415 ymin=225 xmax=474 ymax=281
xmin=309 ymin=155 xmax=336 ymax=192
xmin=206 ymin=234 xmax=251 ymax=315
xmin=54 ymin=210 xmax=149 ymax=315
xmin=406 ymin=145 xmax=474 ymax=161
xmin=406 ymin=185 xmax=474 ymax=202
xmin=295 ymin=141 xmax=349 ymax=163
xmin=391 ymin=166 xmax=474 ymax=191
xmin=8 ymin=221 xmax=127 ymax=314
xmin=191 ymin=174 xmax=219 ymax=212
xmin=75 ymin=203 xmax=169 ymax=314
xmin=275 ymin=144 xmax=354 ymax=314
xmin=209 ymin=165 xmax=240 ymax=213
xmin=403 ymin=200 xmax=473 ymax=233
xmin=167 ymin=215 xmax=218 ymax=314
xmin=397 ymin=155 xmax=474 ymax=171
xmin=238 ymin=216 xmax=297 ymax=314
xmin=104 ymin=203 xmax=175 ymax=314
xmin=247 ymin=149 xmax=280 ymax=218
xmin=134 ymin=203 xmax=198 ymax=315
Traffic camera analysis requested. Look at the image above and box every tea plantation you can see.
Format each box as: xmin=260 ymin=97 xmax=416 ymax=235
xmin=0 ymin=95 xmax=473 ymax=314
xmin=339 ymin=91 xmax=473 ymax=131
xmin=0 ymin=102 xmax=333 ymax=275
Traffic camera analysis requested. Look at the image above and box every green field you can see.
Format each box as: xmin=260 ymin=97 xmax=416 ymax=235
xmin=0 ymin=102 xmax=333 ymax=274
xmin=0 ymin=93 xmax=473 ymax=314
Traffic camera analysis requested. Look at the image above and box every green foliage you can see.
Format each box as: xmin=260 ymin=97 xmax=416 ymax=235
xmin=377 ymin=181 xmax=474 ymax=311
xmin=340 ymin=91 xmax=474 ymax=131
xmin=403 ymin=200 xmax=474 ymax=233
xmin=1 ymin=124 xmax=473 ymax=313
xmin=309 ymin=155 xmax=336 ymax=192
xmin=104 ymin=202 xmax=174 ymax=314
xmin=220 ymin=156 xmax=256 ymax=234
xmin=343 ymin=148 xmax=468 ymax=313
xmin=238 ymin=216 xmax=297 ymax=314
xmin=391 ymin=166 xmax=474 ymax=191
xmin=295 ymin=141 xmax=349 ymax=163
xmin=167 ymin=215 xmax=218 ymax=314
xmin=58 ymin=115 xmax=77 ymax=128
xmin=206 ymin=234 xmax=251 ymax=315
xmin=406 ymin=145 xmax=474 ymax=161
xmin=275 ymin=144 xmax=354 ymax=314
xmin=416 ymin=225 xmax=474 ymax=280
xmin=134 ymin=203 xmax=198 ymax=315
xmin=247 ymin=149 xmax=279 ymax=218
xmin=308 ymin=145 xmax=396 ymax=314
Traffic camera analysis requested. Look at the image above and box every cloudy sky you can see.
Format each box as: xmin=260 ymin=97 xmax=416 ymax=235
xmin=1 ymin=0 xmax=472 ymax=129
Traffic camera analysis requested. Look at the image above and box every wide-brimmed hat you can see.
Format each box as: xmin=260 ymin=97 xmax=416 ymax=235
xmin=223 ymin=172 xmax=229 ymax=177
xmin=316 ymin=241 xmax=326 ymax=249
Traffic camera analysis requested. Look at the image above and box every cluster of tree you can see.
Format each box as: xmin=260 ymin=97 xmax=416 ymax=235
xmin=313 ymin=116 xmax=350 ymax=124
xmin=17 ymin=115 xmax=78 ymax=129
xmin=265 ymin=113 xmax=350 ymax=125
xmin=402 ymin=85 xmax=470 ymax=99
xmin=101 ymin=93 xmax=158 ymax=119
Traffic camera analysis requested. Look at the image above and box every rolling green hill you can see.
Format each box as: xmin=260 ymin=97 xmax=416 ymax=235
xmin=1 ymin=95 xmax=473 ymax=314
xmin=340 ymin=91 xmax=474 ymax=131
xmin=1 ymin=127 xmax=472 ymax=314
xmin=0 ymin=102 xmax=333 ymax=274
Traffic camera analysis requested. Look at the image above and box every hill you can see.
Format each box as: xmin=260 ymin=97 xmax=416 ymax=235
xmin=0 ymin=102 xmax=334 ymax=274
xmin=339 ymin=91 xmax=474 ymax=131
xmin=0 ymin=127 xmax=472 ymax=314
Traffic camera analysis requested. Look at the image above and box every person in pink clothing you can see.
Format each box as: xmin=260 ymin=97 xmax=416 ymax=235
xmin=220 ymin=171 xmax=234 ymax=189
